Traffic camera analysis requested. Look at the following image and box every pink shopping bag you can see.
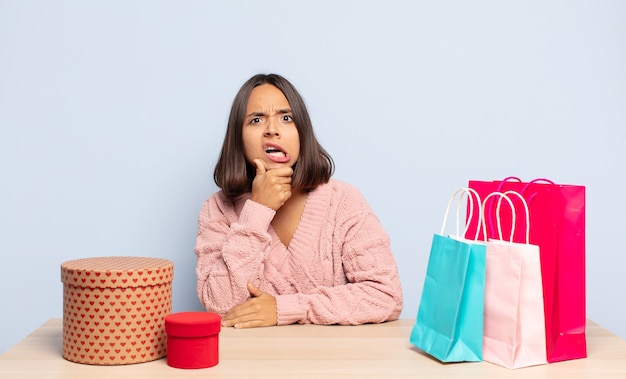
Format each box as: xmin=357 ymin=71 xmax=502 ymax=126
xmin=481 ymin=191 xmax=547 ymax=369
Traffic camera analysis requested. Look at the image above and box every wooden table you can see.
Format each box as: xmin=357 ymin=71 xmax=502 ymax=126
xmin=1 ymin=319 xmax=625 ymax=378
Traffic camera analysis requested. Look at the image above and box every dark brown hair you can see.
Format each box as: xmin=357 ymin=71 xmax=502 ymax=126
xmin=214 ymin=74 xmax=334 ymax=198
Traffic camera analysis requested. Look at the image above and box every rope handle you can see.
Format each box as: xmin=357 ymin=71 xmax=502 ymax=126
xmin=496 ymin=176 xmax=522 ymax=191
xmin=500 ymin=191 xmax=531 ymax=244
xmin=521 ymin=178 xmax=555 ymax=204
xmin=441 ymin=187 xmax=482 ymax=240
xmin=481 ymin=192 xmax=516 ymax=242
xmin=484 ymin=177 xmax=554 ymax=236
xmin=481 ymin=191 xmax=531 ymax=244
xmin=521 ymin=178 xmax=555 ymax=191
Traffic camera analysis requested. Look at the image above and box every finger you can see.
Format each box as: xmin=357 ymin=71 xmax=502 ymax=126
xmin=222 ymin=306 xmax=258 ymax=327
xmin=270 ymin=166 xmax=293 ymax=177
xmin=247 ymin=283 xmax=263 ymax=297
xmin=268 ymin=177 xmax=292 ymax=187
xmin=232 ymin=319 xmax=265 ymax=329
xmin=283 ymin=190 xmax=292 ymax=203
xmin=222 ymin=307 xmax=246 ymax=326
xmin=252 ymin=158 xmax=267 ymax=176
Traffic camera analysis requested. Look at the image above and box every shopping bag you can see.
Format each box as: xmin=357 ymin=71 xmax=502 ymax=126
xmin=410 ymin=188 xmax=486 ymax=362
xmin=481 ymin=191 xmax=547 ymax=369
xmin=466 ymin=177 xmax=586 ymax=363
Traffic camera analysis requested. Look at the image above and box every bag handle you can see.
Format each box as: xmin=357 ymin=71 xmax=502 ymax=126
xmin=521 ymin=178 xmax=555 ymax=194
xmin=483 ymin=177 xmax=521 ymax=236
xmin=481 ymin=192 xmax=516 ymax=242
xmin=441 ymin=187 xmax=482 ymax=240
xmin=500 ymin=191 xmax=531 ymax=244
xmin=521 ymin=178 xmax=555 ymax=204
xmin=522 ymin=177 xmax=555 ymax=186
xmin=496 ymin=176 xmax=554 ymax=191
xmin=481 ymin=191 xmax=531 ymax=244
xmin=485 ymin=177 xmax=553 ymax=235
xmin=497 ymin=176 xmax=522 ymax=188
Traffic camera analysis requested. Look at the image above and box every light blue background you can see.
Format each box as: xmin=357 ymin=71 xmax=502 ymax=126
xmin=1 ymin=1 xmax=625 ymax=354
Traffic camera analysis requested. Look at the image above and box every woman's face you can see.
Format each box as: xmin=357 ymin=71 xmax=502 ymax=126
xmin=242 ymin=84 xmax=300 ymax=170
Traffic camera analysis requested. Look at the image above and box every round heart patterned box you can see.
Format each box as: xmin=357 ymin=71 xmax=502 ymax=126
xmin=60 ymin=256 xmax=174 ymax=365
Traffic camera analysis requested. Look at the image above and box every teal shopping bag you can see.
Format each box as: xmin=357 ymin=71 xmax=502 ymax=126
xmin=410 ymin=188 xmax=487 ymax=362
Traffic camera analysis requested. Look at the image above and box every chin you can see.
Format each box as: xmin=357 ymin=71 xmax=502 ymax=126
xmin=267 ymin=163 xmax=292 ymax=170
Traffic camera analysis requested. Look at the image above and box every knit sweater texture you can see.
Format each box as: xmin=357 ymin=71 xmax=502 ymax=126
xmin=195 ymin=179 xmax=403 ymax=325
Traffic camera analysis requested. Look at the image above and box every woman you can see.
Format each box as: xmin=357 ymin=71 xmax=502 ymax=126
xmin=195 ymin=73 xmax=403 ymax=328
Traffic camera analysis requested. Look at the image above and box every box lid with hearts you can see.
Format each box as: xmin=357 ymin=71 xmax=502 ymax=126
xmin=61 ymin=256 xmax=174 ymax=288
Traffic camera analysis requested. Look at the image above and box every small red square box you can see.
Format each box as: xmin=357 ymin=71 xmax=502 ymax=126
xmin=165 ymin=312 xmax=221 ymax=369
xmin=60 ymin=256 xmax=174 ymax=365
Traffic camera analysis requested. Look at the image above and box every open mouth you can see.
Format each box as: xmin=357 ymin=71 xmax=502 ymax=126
xmin=264 ymin=144 xmax=290 ymax=163
xmin=265 ymin=146 xmax=286 ymax=158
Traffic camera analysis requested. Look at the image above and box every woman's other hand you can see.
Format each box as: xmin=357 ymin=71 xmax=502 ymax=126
xmin=221 ymin=283 xmax=278 ymax=328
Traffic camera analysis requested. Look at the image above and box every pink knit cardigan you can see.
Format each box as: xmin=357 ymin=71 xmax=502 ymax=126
xmin=195 ymin=179 xmax=403 ymax=325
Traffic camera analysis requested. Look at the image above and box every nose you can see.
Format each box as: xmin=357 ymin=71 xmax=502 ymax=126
xmin=264 ymin=118 xmax=279 ymax=137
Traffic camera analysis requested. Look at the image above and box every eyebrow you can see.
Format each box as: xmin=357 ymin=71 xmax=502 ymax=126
xmin=245 ymin=109 xmax=292 ymax=118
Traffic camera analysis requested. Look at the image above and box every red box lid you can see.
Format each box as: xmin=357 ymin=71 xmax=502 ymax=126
xmin=165 ymin=312 xmax=221 ymax=337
